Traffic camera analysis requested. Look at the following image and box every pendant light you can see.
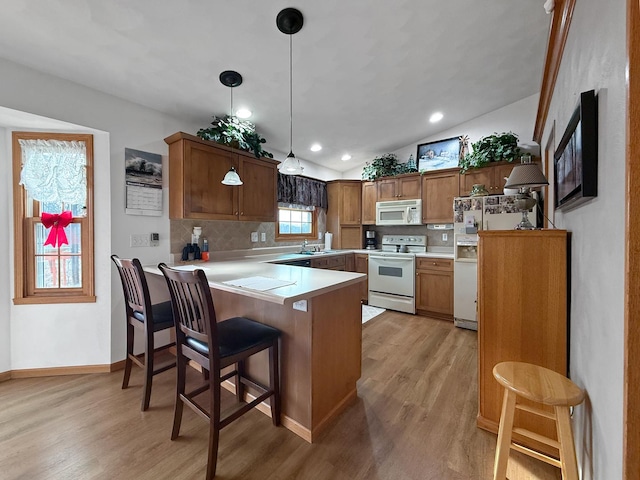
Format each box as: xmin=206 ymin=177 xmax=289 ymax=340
xmin=220 ymin=70 xmax=244 ymax=186
xmin=277 ymin=8 xmax=304 ymax=175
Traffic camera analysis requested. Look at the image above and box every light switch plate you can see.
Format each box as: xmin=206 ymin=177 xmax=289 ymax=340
xmin=251 ymin=232 xmax=258 ymax=242
xmin=130 ymin=233 xmax=150 ymax=247
xmin=261 ymin=232 xmax=266 ymax=242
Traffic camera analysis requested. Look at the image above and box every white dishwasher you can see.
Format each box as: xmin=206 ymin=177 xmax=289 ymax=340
xmin=453 ymin=233 xmax=478 ymax=330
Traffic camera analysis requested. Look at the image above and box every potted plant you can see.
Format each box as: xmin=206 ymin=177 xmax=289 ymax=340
xmin=362 ymin=153 xmax=417 ymax=181
xmin=197 ymin=115 xmax=273 ymax=159
xmin=458 ymin=132 xmax=521 ymax=173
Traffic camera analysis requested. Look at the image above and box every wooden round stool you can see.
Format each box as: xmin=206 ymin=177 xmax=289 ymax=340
xmin=492 ymin=361 xmax=585 ymax=480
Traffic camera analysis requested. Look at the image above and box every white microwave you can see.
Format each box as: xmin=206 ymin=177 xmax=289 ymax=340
xmin=376 ymin=199 xmax=422 ymax=226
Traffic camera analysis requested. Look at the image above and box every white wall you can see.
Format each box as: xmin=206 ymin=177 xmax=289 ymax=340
xmin=540 ymin=1 xmax=626 ymax=478
xmin=0 ymin=128 xmax=11 ymax=373
xmin=342 ymin=93 xmax=540 ymax=179
xmin=0 ymin=58 xmax=202 ymax=370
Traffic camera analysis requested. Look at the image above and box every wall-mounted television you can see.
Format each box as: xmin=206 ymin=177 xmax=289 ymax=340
xmin=554 ymin=89 xmax=598 ymax=210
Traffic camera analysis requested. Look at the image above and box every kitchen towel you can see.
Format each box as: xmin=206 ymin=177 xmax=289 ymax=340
xmin=324 ymin=232 xmax=333 ymax=251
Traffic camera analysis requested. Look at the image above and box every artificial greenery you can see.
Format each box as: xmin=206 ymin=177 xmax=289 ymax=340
xmin=458 ymin=132 xmax=521 ymax=173
xmin=197 ymin=115 xmax=273 ymax=158
xmin=361 ymin=153 xmax=418 ymax=181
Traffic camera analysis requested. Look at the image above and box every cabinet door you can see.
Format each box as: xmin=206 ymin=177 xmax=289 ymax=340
xmin=239 ymin=155 xmax=277 ymax=222
xmin=361 ymin=182 xmax=377 ymax=225
xmin=415 ymin=269 xmax=453 ymax=315
xmin=184 ymin=141 xmax=237 ymax=220
xmin=422 ymin=171 xmax=459 ymax=224
xmin=492 ymin=163 xmax=515 ymax=195
xmin=397 ymin=175 xmax=421 ymax=199
xmin=377 ymin=179 xmax=397 ymax=201
xmin=340 ymin=183 xmax=362 ymax=224
xmin=354 ymin=254 xmax=369 ymax=303
xmin=340 ymin=226 xmax=362 ymax=249
xmin=459 ymin=168 xmax=493 ymax=197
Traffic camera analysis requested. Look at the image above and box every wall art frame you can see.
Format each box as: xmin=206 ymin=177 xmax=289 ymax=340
xmin=417 ymin=136 xmax=461 ymax=172
xmin=554 ymin=89 xmax=598 ymax=210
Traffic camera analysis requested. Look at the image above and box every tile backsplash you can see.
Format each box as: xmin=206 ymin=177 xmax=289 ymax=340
xmin=171 ymin=209 xmax=327 ymax=255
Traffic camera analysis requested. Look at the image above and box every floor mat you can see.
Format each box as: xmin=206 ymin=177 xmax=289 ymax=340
xmin=362 ymin=305 xmax=386 ymax=324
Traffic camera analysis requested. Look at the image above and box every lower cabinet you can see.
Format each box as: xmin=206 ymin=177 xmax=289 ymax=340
xmin=311 ymin=254 xmax=346 ymax=271
xmin=415 ymin=257 xmax=453 ymax=319
xmin=354 ymin=253 xmax=368 ymax=303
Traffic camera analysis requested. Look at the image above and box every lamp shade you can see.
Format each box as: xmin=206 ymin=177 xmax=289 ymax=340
xmin=504 ymin=162 xmax=549 ymax=189
xmin=278 ymin=152 xmax=304 ymax=175
xmin=221 ymin=166 xmax=243 ymax=185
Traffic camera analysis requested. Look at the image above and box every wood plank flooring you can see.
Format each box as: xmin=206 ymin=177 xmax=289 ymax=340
xmin=0 ymin=312 xmax=561 ymax=479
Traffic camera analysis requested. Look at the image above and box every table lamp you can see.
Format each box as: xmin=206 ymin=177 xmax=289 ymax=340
xmin=504 ymin=155 xmax=549 ymax=229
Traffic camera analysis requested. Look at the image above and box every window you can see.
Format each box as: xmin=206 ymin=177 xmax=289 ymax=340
xmin=12 ymin=132 xmax=95 ymax=304
xmin=276 ymin=205 xmax=317 ymax=240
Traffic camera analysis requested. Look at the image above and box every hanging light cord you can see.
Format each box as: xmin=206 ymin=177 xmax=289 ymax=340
xmin=289 ymin=33 xmax=293 ymax=155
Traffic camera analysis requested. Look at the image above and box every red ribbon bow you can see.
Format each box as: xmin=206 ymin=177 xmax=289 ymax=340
xmin=41 ymin=211 xmax=73 ymax=247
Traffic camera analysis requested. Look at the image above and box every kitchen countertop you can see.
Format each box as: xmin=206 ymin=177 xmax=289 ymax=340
xmin=145 ymin=258 xmax=365 ymax=306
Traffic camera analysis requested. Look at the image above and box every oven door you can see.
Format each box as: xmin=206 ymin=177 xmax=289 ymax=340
xmin=368 ymin=254 xmax=415 ymax=297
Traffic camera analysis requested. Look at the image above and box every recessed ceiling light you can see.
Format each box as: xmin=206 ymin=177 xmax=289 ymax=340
xmin=236 ymin=108 xmax=252 ymax=119
xmin=341 ymin=154 xmax=352 ymax=161
xmin=429 ymin=112 xmax=444 ymax=123
xmin=310 ymin=143 xmax=322 ymax=152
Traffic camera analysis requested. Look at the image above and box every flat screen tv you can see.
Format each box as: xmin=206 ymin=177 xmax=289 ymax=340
xmin=554 ymin=90 xmax=598 ymax=210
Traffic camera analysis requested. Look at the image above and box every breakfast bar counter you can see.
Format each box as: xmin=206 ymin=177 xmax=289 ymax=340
xmin=145 ymin=260 xmax=365 ymax=443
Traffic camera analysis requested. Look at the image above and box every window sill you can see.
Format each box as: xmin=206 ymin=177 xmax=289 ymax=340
xmin=13 ymin=295 xmax=97 ymax=305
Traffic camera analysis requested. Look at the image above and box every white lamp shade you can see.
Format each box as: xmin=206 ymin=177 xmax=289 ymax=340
xmin=278 ymin=152 xmax=304 ymax=175
xmin=221 ymin=167 xmax=243 ymax=185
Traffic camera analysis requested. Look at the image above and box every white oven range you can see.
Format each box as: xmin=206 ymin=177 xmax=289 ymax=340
xmin=368 ymin=235 xmax=427 ymax=314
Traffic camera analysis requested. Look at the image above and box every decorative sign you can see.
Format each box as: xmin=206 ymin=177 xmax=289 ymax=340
xmin=125 ymin=148 xmax=163 ymax=216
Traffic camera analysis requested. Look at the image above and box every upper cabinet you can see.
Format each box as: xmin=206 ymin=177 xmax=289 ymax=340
xmin=361 ymin=181 xmax=377 ymax=225
xmin=459 ymin=161 xmax=515 ymax=196
xmin=377 ymin=173 xmax=421 ymax=201
xmin=421 ymin=169 xmax=459 ymax=224
xmin=165 ymin=132 xmax=278 ymax=222
xmin=327 ymin=180 xmax=362 ymax=249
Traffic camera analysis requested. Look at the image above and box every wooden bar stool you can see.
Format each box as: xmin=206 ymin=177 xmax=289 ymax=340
xmin=492 ymin=361 xmax=585 ymax=480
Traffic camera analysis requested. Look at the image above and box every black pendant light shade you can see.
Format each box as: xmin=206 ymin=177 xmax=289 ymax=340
xmin=219 ymin=70 xmax=243 ymax=88
xmin=277 ymin=8 xmax=304 ymax=176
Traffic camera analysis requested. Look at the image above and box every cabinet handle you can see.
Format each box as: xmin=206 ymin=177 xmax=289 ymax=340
xmin=433 ymin=262 xmax=437 ymax=266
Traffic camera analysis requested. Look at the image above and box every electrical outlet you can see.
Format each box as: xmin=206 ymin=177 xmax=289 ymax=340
xmin=261 ymin=232 xmax=266 ymax=242
xmin=130 ymin=233 xmax=150 ymax=247
xmin=293 ymin=300 xmax=308 ymax=312
xmin=442 ymin=233 xmax=448 ymax=242
xmin=251 ymin=232 xmax=258 ymax=242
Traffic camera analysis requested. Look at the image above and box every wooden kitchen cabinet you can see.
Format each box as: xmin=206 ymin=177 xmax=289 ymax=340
xmin=421 ymin=169 xmax=459 ymax=224
xmin=354 ymin=253 xmax=369 ymax=303
xmin=327 ymin=181 xmax=363 ymax=249
xmin=377 ymin=173 xmax=421 ymax=201
xmin=311 ymin=254 xmax=346 ymax=271
xmin=415 ymin=257 xmax=453 ymax=319
xmin=165 ymin=132 xmax=278 ymax=221
xmin=361 ymin=181 xmax=377 ymax=225
xmin=477 ymin=230 xmax=568 ymax=455
xmin=459 ymin=161 xmax=515 ymax=196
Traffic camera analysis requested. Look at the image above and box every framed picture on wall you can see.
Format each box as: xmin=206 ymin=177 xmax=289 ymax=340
xmin=554 ymin=90 xmax=598 ymax=210
xmin=417 ymin=136 xmax=461 ymax=171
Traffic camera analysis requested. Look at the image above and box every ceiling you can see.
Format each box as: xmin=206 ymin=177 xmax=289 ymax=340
xmin=0 ymin=1 xmax=550 ymax=172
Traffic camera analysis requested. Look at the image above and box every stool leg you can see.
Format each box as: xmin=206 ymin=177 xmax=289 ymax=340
xmin=555 ymin=406 xmax=579 ymax=480
xmin=493 ymin=388 xmax=517 ymax=480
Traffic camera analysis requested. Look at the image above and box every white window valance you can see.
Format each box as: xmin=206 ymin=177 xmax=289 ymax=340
xmin=19 ymin=139 xmax=87 ymax=205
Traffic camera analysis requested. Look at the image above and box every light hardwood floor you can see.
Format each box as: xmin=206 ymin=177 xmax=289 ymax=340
xmin=0 ymin=312 xmax=561 ymax=479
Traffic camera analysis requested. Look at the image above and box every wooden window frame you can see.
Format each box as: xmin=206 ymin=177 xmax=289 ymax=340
xmin=275 ymin=206 xmax=318 ymax=241
xmin=12 ymin=132 xmax=95 ymax=304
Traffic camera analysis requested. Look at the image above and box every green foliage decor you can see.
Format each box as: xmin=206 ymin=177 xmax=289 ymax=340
xmin=197 ymin=115 xmax=273 ymax=158
xmin=458 ymin=132 xmax=521 ymax=173
xmin=362 ymin=153 xmax=418 ymax=181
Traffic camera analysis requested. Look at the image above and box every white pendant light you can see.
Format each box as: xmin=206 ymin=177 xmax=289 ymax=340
xmin=219 ymin=70 xmax=244 ymax=185
xmin=277 ymin=8 xmax=304 ymax=176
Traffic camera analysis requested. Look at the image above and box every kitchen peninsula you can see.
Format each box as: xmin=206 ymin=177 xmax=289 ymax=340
xmin=145 ymin=258 xmax=366 ymax=443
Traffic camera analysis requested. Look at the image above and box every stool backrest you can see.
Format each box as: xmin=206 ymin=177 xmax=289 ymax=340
xmin=111 ymin=255 xmax=152 ymax=324
xmin=158 ymin=263 xmax=220 ymax=366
